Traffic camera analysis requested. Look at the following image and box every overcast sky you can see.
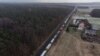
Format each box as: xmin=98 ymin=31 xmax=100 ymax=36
xmin=0 ymin=0 xmax=100 ymax=3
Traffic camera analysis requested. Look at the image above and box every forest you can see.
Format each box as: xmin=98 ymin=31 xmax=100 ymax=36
xmin=90 ymin=9 xmax=100 ymax=18
xmin=0 ymin=4 xmax=74 ymax=56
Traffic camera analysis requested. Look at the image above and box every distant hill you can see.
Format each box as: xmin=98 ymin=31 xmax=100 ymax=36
xmin=0 ymin=3 xmax=100 ymax=8
xmin=66 ymin=2 xmax=100 ymax=9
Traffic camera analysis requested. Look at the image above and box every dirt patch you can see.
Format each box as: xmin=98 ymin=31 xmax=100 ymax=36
xmin=46 ymin=31 xmax=80 ymax=56
xmin=81 ymin=42 xmax=100 ymax=56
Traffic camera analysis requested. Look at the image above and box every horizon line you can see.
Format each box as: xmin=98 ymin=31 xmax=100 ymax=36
xmin=0 ymin=2 xmax=99 ymax=3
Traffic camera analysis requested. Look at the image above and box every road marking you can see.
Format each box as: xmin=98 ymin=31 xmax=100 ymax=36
xmin=54 ymin=34 xmax=58 ymax=39
xmin=64 ymin=19 xmax=68 ymax=24
xmin=41 ymin=50 xmax=47 ymax=56
xmin=51 ymin=38 xmax=55 ymax=43
xmin=46 ymin=43 xmax=52 ymax=50
xmin=57 ymin=31 xmax=60 ymax=34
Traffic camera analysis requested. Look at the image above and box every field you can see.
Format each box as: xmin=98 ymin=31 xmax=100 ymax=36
xmin=47 ymin=31 xmax=100 ymax=56
xmin=0 ymin=4 xmax=74 ymax=56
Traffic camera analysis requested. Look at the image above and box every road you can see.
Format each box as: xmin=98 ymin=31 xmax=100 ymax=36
xmin=46 ymin=31 xmax=100 ymax=56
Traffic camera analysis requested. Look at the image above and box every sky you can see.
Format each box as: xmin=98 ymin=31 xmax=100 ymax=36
xmin=0 ymin=0 xmax=100 ymax=3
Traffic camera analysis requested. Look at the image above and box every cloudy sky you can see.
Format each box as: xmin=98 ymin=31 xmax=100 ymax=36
xmin=0 ymin=0 xmax=100 ymax=3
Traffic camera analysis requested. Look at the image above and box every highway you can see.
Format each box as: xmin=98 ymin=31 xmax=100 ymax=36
xmin=35 ymin=7 xmax=77 ymax=56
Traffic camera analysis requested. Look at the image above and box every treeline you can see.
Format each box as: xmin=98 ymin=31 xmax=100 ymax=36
xmin=90 ymin=9 xmax=100 ymax=18
xmin=0 ymin=4 xmax=74 ymax=56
